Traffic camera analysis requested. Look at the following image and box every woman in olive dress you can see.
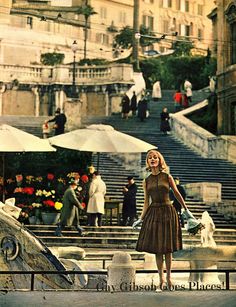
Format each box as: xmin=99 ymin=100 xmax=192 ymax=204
xmin=135 ymin=149 xmax=188 ymax=291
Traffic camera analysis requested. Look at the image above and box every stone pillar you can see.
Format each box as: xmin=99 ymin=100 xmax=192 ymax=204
xmin=107 ymin=251 xmax=136 ymax=292
xmin=31 ymin=87 xmax=40 ymax=117
xmin=59 ymin=90 xmax=64 ymax=111
xmin=55 ymin=91 xmax=60 ymax=110
xmin=0 ymin=83 xmax=6 ymax=115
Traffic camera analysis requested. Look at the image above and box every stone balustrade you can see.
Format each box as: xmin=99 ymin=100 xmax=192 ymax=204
xmin=0 ymin=63 xmax=134 ymax=86
xmin=170 ymin=100 xmax=236 ymax=164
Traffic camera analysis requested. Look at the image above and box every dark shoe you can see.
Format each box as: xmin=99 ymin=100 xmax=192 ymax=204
xmin=77 ymin=225 xmax=85 ymax=236
xmin=55 ymin=225 xmax=63 ymax=237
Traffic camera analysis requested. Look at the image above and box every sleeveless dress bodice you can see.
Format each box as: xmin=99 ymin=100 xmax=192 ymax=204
xmin=145 ymin=172 xmax=171 ymax=204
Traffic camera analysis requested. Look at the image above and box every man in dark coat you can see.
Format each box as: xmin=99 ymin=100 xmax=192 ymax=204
xmin=130 ymin=91 xmax=137 ymax=116
xmin=55 ymin=179 xmax=84 ymax=236
xmin=169 ymin=177 xmax=186 ymax=227
xmin=122 ymin=176 xmax=137 ymax=226
xmin=137 ymin=96 xmax=147 ymax=122
xmin=121 ymin=94 xmax=130 ymax=119
xmin=48 ymin=108 xmax=67 ymax=135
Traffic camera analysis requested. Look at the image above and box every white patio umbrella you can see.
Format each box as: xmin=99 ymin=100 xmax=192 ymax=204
xmin=0 ymin=124 xmax=56 ymax=201
xmin=49 ymin=124 xmax=156 ymax=169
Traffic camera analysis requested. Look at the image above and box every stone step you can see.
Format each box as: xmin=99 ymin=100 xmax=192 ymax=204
xmin=42 ymin=238 xmax=236 ymax=248
xmin=26 ymin=225 xmax=236 ymax=235
xmin=32 ymin=230 xmax=236 ymax=241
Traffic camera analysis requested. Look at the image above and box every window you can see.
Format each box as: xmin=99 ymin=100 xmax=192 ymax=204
xmin=163 ymin=20 xmax=169 ymax=33
xmin=231 ymin=22 xmax=236 ymax=64
xmin=226 ymin=4 xmax=236 ymax=64
xmin=119 ymin=11 xmax=126 ymax=24
xmin=176 ymin=0 xmax=181 ymax=10
xmin=143 ymin=15 xmax=154 ymax=31
xmin=100 ymin=7 xmax=107 ymax=19
xmin=185 ymin=25 xmax=190 ymax=36
xmin=185 ymin=0 xmax=189 ymax=12
xmin=198 ymin=4 xmax=203 ymax=16
xmin=198 ymin=28 xmax=203 ymax=41
xmin=96 ymin=33 xmax=109 ymax=45
xmin=163 ymin=0 xmax=172 ymax=7
xmin=27 ymin=16 xmax=33 ymax=29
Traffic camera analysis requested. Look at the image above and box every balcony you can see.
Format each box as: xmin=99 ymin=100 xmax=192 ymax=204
xmin=0 ymin=63 xmax=134 ymax=86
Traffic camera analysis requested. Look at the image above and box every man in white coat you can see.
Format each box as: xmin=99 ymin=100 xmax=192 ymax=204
xmin=87 ymin=171 xmax=106 ymax=226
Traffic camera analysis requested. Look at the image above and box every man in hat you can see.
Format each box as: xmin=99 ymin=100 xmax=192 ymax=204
xmin=122 ymin=176 xmax=137 ymax=226
xmin=47 ymin=107 xmax=67 ymax=135
xmin=55 ymin=178 xmax=84 ymax=236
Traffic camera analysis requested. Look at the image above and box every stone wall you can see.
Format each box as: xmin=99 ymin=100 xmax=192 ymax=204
xmin=183 ymin=182 xmax=222 ymax=204
xmin=170 ymin=100 xmax=236 ymax=164
xmin=3 ymin=89 xmax=35 ymax=115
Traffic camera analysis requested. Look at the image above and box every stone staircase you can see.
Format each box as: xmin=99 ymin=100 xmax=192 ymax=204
xmin=1 ymin=89 xmax=236 ymax=268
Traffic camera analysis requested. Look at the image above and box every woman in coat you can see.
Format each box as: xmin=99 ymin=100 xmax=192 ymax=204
xmin=87 ymin=171 xmax=106 ymax=226
xmin=55 ymin=179 xmax=84 ymax=236
xmin=160 ymin=107 xmax=171 ymax=135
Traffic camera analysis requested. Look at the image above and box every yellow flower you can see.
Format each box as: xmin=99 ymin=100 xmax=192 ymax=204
xmin=32 ymin=203 xmax=42 ymax=208
xmin=55 ymin=201 xmax=63 ymax=210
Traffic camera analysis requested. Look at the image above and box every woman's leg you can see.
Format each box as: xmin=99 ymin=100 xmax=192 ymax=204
xmin=155 ymin=253 xmax=164 ymax=287
xmin=165 ymin=253 xmax=173 ymax=287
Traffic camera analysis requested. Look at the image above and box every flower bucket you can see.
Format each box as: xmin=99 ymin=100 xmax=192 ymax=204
xmin=41 ymin=212 xmax=60 ymax=225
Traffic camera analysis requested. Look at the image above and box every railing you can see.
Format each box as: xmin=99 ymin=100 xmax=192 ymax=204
xmin=0 ymin=269 xmax=235 ymax=291
xmin=0 ymin=63 xmax=133 ymax=85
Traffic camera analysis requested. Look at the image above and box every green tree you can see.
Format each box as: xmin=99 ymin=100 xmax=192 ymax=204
xmin=114 ymin=25 xmax=154 ymax=49
xmin=76 ymin=2 xmax=97 ymax=60
xmin=172 ymin=40 xmax=194 ymax=57
xmin=40 ymin=53 xmax=65 ymax=66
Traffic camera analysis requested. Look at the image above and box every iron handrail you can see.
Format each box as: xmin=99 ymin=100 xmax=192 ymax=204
xmin=0 ymin=269 xmax=235 ymax=291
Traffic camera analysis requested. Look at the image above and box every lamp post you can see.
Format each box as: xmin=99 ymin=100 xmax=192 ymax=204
xmin=71 ymin=40 xmax=79 ymax=96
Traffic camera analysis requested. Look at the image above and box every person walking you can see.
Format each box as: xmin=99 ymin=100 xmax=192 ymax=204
xmin=173 ymin=89 xmax=183 ymax=112
xmin=55 ymin=179 xmax=85 ymax=237
xmin=184 ymin=79 xmax=193 ymax=105
xmin=160 ymin=107 xmax=171 ymax=135
xmin=170 ymin=177 xmax=186 ymax=227
xmin=130 ymin=91 xmax=137 ymax=116
xmin=152 ymin=81 xmax=162 ymax=101
xmin=120 ymin=94 xmax=130 ymax=119
xmin=42 ymin=120 xmax=50 ymax=139
xmin=133 ymin=149 xmax=189 ymax=291
xmin=122 ymin=176 xmax=137 ymax=226
xmin=137 ymin=93 xmax=148 ymax=122
xmin=87 ymin=171 xmax=106 ymax=227
xmin=47 ymin=108 xmax=67 ymax=135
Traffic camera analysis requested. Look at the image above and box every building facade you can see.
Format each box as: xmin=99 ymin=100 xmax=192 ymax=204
xmin=208 ymin=0 xmax=236 ymax=135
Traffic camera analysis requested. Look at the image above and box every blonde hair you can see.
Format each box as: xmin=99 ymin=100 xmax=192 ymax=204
xmin=145 ymin=149 xmax=168 ymax=172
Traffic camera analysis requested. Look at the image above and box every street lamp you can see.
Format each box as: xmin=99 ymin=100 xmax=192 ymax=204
xmin=71 ymin=40 xmax=79 ymax=96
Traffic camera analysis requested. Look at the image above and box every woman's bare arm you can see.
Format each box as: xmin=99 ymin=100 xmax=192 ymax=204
xmin=169 ymin=175 xmax=187 ymax=210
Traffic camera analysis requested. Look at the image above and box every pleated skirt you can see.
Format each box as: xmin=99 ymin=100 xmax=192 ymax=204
xmin=136 ymin=203 xmax=182 ymax=254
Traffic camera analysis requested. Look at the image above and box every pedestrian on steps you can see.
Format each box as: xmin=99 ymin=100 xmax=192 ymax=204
xmin=160 ymin=107 xmax=171 ymax=135
xmin=122 ymin=176 xmax=137 ymax=226
xmin=87 ymin=171 xmax=106 ymax=227
xmin=55 ymin=179 xmax=85 ymax=237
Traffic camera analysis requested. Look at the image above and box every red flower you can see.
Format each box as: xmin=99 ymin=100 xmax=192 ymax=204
xmin=43 ymin=200 xmax=55 ymax=207
xmin=23 ymin=187 xmax=35 ymax=195
xmin=81 ymin=202 xmax=86 ymax=209
xmin=47 ymin=173 xmax=55 ymax=181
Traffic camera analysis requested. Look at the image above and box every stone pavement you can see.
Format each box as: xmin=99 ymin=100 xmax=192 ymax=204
xmin=1 ymin=290 xmax=236 ymax=307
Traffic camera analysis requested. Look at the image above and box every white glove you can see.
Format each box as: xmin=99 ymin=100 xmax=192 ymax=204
xmin=132 ymin=219 xmax=143 ymax=229
xmin=181 ymin=208 xmax=195 ymax=220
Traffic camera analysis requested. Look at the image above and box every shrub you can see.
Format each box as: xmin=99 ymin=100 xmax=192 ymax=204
xmin=40 ymin=53 xmax=65 ymax=66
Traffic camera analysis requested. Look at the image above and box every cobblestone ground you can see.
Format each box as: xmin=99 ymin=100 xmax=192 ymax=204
xmin=1 ymin=290 xmax=236 ymax=307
